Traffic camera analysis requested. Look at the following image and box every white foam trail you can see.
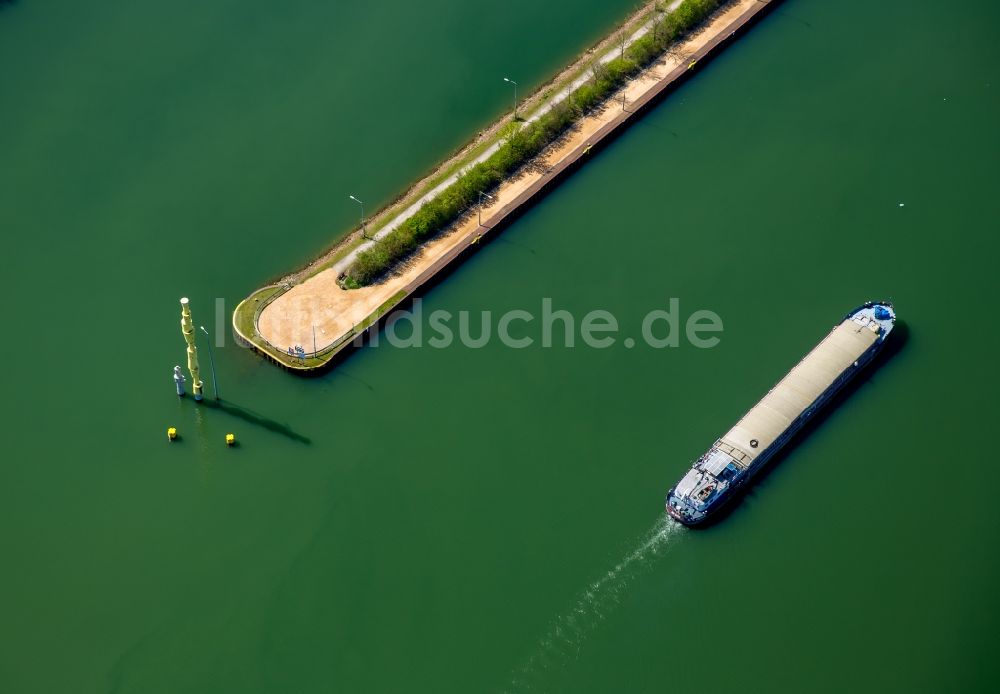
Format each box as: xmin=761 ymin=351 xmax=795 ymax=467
xmin=505 ymin=516 xmax=685 ymax=692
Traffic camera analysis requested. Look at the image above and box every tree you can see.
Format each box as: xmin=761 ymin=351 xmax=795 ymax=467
xmin=591 ymin=58 xmax=610 ymax=84
xmin=500 ymin=121 xmax=523 ymax=151
xmin=615 ymin=26 xmax=630 ymax=59
xmin=650 ymin=1 xmax=666 ymax=43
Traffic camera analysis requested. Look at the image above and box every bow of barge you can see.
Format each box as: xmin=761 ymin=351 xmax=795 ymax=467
xmin=666 ymin=302 xmax=896 ymax=526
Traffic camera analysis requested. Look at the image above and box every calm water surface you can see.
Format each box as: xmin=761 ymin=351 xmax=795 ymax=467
xmin=1 ymin=0 xmax=998 ymax=692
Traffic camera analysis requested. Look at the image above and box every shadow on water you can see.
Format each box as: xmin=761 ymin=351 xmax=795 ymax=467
xmin=0 ymin=0 xmax=18 ymax=10
xmin=493 ymin=236 xmax=537 ymax=256
xmin=198 ymin=398 xmax=312 ymax=445
xmin=330 ymin=368 xmax=375 ymax=392
xmin=773 ymin=8 xmax=813 ymax=29
xmin=696 ymin=320 xmax=911 ymax=529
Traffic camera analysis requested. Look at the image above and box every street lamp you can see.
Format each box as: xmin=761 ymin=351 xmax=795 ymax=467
xmin=198 ymin=325 xmax=220 ymax=401
xmin=349 ymin=195 xmax=369 ymax=239
xmin=503 ymin=77 xmax=519 ymax=120
xmin=478 ymin=190 xmax=495 ymax=227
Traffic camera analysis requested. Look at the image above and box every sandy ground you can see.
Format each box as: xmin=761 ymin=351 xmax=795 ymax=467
xmin=257 ymin=0 xmax=760 ymax=354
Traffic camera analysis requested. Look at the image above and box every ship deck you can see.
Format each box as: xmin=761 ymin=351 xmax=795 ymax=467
xmin=719 ymin=317 xmax=881 ymax=464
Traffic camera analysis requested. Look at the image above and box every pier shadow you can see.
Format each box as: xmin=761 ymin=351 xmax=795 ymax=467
xmin=692 ymin=320 xmax=910 ymax=529
xmin=199 ymin=398 xmax=312 ymax=445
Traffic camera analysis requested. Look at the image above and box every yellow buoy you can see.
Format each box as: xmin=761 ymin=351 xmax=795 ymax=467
xmin=167 ymin=427 xmax=177 ymax=441
xmin=225 ymin=433 xmax=235 ymax=446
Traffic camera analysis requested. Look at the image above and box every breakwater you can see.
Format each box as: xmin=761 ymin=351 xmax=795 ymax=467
xmin=234 ymin=0 xmax=781 ymax=372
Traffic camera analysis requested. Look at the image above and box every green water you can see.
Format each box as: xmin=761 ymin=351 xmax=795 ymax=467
xmin=2 ymin=0 xmax=998 ymax=691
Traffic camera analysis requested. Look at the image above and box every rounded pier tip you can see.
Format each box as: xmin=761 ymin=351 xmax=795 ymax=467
xmin=180 ymin=297 xmax=189 ymax=305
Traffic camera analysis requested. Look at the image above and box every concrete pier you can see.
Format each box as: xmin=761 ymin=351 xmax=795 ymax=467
xmin=234 ymin=0 xmax=780 ymax=372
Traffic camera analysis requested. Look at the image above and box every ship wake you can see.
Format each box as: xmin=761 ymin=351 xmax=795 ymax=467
xmin=505 ymin=516 xmax=685 ymax=692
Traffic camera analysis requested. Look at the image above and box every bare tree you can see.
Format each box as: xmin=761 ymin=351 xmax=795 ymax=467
xmin=615 ymin=26 xmax=630 ymax=59
xmin=591 ymin=58 xmax=610 ymax=83
xmin=650 ymin=1 xmax=667 ymax=43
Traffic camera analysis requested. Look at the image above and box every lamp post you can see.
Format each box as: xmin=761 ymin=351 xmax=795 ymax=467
xmin=478 ymin=190 xmax=495 ymax=227
xmin=350 ymin=195 xmax=368 ymax=239
xmin=199 ymin=325 xmax=220 ymax=401
xmin=503 ymin=77 xmax=519 ymax=120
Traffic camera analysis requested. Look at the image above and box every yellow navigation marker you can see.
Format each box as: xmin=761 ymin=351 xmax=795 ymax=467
xmin=583 ymin=143 xmax=593 ymax=155
xmin=471 ymin=235 xmax=482 ymax=245
xmin=167 ymin=427 xmax=178 ymax=441
xmin=688 ymin=59 xmax=698 ymax=70
xmin=226 ymin=433 xmax=236 ymax=446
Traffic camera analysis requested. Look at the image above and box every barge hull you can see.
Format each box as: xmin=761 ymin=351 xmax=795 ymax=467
xmin=666 ymin=302 xmax=896 ymax=526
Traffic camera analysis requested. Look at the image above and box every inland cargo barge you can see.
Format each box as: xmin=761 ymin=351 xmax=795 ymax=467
xmin=665 ymin=301 xmax=896 ymax=526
